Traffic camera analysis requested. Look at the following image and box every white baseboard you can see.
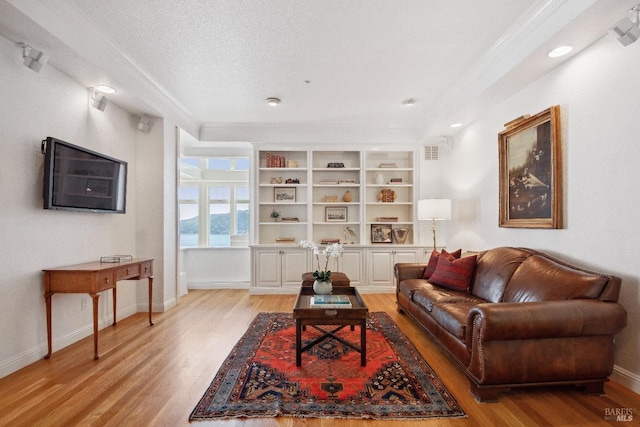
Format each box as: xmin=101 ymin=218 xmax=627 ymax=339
xmin=187 ymin=281 xmax=250 ymax=290
xmin=611 ymin=364 xmax=640 ymax=394
xmin=0 ymin=303 xmax=138 ymax=379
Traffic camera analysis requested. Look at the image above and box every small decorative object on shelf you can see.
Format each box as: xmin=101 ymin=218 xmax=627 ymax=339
xmin=342 ymin=190 xmax=352 ymax=202
xmin=286 ymin=159 xmax=298 ymax=168
xmin=270 ymin=209 xmax=281 ymax=221
xmin=327 ymin=162 xmax=345 ymax=168
xmin=344 ymin=226 xmax=357 ymax=244
xmin=378 ymin=162 xmax=397 ymax=168
xmin=338 ymin=179 xmax=356 ymax=184
xmin=285 ymin=178 xmax=300 ymax=184
xmin=378 ymin=188 xmax=396 ymax=202
xmin=392 ymin=227 xmax=409 ymax=244
xmin=320 ymin=179 xmax=338 ymax=185
xmin=390 ymin=178 xmax=403 ymax=184
xmin=322 ymin=195 xmax=338 ymax=202
xmin=378 ymin=216 xmax=398 ymax=222
xmin=100 ymin=255 xmax=133 ymax=263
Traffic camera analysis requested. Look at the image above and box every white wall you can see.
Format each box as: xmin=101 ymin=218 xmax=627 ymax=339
xmin=0 ymin=35 xmax=170 ymax=377
xmin=441 ymin=35 xmax=640 ymax=392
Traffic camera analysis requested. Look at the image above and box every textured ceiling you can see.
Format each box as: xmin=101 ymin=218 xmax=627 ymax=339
xmin=0 ymin=0 xmax=636 ymax=142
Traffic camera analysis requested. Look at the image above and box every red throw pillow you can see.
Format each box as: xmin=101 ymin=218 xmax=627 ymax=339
xmin=429 ymin=253 xmax=477 ymax=292
xmin=422 ymin=249 xmax=462 ymax=279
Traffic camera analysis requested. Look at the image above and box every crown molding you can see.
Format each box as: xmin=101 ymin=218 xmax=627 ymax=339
xmin=199 ymin=122 xmax=422 ymax=145
xmin=418 ymin=0 xmax=598 ymax=138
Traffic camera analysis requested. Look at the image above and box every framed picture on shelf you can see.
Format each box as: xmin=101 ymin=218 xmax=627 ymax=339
xmin=274 ymin=187 xmax=296 ymax=203
xmin=371 ymin=224 xmax=392 ymax=243
xmin=499 ymin=105 xmax=562 ymax=229
xmin=325 ymin=206 xmax=347 ymax=222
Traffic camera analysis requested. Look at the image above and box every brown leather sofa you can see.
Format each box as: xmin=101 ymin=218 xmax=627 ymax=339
xmin=394 ymin=246 xmax=627 ymax=402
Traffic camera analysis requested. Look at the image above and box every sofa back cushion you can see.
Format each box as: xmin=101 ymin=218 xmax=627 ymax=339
xmin=422 ymin=249 xmax=462 ymax=279
xmin=503 ymin=254 xmax=609 ymax=302
xmin=470 ymin=247 xmax=533 ymax=303
xmin=429 ymin=253 xmax=477 ymax=292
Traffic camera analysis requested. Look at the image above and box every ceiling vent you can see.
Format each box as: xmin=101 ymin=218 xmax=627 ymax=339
xmin=424 ymin=145 xmax=440 ymax=161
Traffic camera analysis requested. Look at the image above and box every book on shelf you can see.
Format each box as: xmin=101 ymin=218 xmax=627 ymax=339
xmin=280 ymin=217 xmax=299 ymax=222
xmin=321 ymin=238 xmax=340 ymax=244
xmin=310 ymin=294 xmax=353 ymax=308
xmin=275 ymin=237 xmax=296 ymax=243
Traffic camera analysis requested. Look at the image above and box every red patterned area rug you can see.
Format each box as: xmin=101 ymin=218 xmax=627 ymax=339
xmin=190 ymin=312 xmax=465 ymax=421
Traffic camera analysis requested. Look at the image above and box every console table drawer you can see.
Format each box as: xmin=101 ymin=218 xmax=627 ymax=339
xmin=139 ymin=261 xmax=153 ymax=278
xmin=97 ymin=271 xmax=115 ymax=291
xmin=116 ymin=264 xmax=141 ymax=280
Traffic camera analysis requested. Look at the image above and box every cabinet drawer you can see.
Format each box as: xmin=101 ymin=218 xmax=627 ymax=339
xmin=97 ymin=271 xmax=115 ymax=291
xmin=115 ymin=264 xmax=141 ymax=280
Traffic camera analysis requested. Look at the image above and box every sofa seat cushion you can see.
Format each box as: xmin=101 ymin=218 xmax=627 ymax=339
xmin=412 ymin=283 xmax=485 ymax=312
xmin=430 ymin=302 xmax=479 ymax=340
xmin=503 ymin=255 xmax=609 ymax=302
xmin=397 ymin=278 xmax=429 ymax=302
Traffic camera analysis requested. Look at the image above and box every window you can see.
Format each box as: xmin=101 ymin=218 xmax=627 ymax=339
xmin=179 ymin=157 xmax=250 ymax=247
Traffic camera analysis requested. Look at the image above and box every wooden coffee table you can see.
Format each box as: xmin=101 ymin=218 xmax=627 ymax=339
xmin=293 ymin=287 xmax=369 ymax=366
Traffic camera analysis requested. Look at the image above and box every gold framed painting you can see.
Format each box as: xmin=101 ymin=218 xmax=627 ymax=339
xmin=499 ymin=105 xmax=562 ymax=228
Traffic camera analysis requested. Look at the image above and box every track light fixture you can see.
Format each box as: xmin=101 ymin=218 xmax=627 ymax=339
xmin=90 ymin=88 xmax=109 ymax=111
xmin=17 ymin=43 xmax=48 ymax=73
xmin=135 ymin=114 xmax=153 ymax=132
xmin=610 ymin=5 xmax=640 ymax=47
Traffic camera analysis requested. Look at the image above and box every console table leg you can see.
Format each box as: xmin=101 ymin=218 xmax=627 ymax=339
xmin=148 ymin=276 xmax=154 ymax=326
xmin=44 ymin=292 xmax=52 ymax=359
xmin=91 ymin=293 xmax=100 ymax=360
xmin=112 ymin=286 xmax=117 ymax=326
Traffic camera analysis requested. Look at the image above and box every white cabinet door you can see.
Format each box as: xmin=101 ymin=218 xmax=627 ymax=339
xmin=254 ymin=250 xmax=281 ymax=287
xmin=282 ymin=250 xmax=309 ymax=287
xmin=367 ymin=249 xmax=395 ymax=286
xmin=366 ymin=248 xmax=422 ymax=287
xmin=337 ymin=249 xmax=364 ymax=286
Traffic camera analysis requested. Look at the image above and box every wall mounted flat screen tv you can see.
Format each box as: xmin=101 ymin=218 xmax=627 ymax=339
xmin=43 ymin=137 xmax=127 ymax=213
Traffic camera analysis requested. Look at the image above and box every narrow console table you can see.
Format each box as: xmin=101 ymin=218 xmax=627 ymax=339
xmin=43 ymin=258 xmax=154 ymax=360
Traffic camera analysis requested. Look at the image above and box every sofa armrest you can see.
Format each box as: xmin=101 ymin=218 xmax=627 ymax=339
xmin=394 ymin=263 xmax=427 ymax=282
xmin=467 ymin=299 xmax=627 ymax=345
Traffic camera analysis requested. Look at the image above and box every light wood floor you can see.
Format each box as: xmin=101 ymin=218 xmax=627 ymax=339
xmin=0 ymin=290 xmax=637 ymax=426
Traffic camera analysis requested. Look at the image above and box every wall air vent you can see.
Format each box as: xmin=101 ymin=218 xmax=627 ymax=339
xmin=424 ymin=145 xmax=439 ymax=160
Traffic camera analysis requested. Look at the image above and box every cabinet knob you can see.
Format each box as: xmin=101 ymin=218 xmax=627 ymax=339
xmin=126 ymin=268 xmax=131 ymax=274
xmin=105 ymin=277 xmax=109 ymax=284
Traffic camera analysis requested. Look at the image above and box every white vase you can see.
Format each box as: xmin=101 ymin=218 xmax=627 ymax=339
xmin=313 ymin=279 xmax=332 ymax=295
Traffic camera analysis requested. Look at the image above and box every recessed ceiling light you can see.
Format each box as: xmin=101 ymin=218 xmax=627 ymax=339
xmin=266 ymin=97 xmax=281 ymax=106
xmin=547 ymin=45 xmax=573 ymax=58
xmin=450 ymin=123 xmax=463 ymax=128
xmin=95 ymin=85 xmax=117 ymax=94
xmin=402 ymin=98 xmax=417 ymax=106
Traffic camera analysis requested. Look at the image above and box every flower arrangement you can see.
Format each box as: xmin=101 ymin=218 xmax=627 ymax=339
xmin=298 ymin=240 xmax=343 ymax=281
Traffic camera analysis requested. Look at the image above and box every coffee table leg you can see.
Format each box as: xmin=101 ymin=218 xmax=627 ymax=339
xmin=361 ymin=320 xmax=366 ymax=366
xmin=296 ymin=319 xmax=302 ymax=366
